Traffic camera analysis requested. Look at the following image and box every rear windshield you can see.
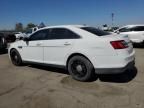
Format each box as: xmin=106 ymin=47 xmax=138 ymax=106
xmin=81 ymin=27 xmax=111 ymax=36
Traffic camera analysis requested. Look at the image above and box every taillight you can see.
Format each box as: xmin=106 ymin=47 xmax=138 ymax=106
xmin=110 ymin=40 xmax=128 ymax=49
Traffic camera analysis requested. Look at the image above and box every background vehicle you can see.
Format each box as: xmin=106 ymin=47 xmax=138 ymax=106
xmin=24 ymin=27 xmax=39 ymax=37
xmin=14 ymin=32 xmax=25 ymax=39
xmin=9 ymin=25 xmax=135 ymax=81
xmin=115 ymin=25 xmax=144 ymax=45
xmin=0 ymin=33 xmax=7 ymax=51
xmin=23 ymin=24 xmax=46 ymax=38
xmin=0 ymin=33 xmax=16 ymax=52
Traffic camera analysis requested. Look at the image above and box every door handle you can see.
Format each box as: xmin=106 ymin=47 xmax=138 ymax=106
xmin=64 ymin=42 xmax=71 ymax=46
xmin=36 ymin=42 xmax=42 ymax=46
xmin=18 ymin=46 xmax=22 ymax=49
xmin=36 ymin=44 xmax=41 ymax=46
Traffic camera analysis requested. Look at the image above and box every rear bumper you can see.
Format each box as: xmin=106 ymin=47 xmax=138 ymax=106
xmin=95 ymin=60 xmax=135 ymax=74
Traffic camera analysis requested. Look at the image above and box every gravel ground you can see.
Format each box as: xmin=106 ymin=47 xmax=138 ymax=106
xmin=0 ymin=48 xmax=144 ymax=108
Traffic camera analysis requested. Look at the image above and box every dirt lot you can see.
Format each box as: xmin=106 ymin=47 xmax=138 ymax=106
xmin=0 ymin=48 xmax=144 ymax=108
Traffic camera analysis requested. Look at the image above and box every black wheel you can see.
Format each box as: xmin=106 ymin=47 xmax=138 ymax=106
xmin=68 ymin=56 xmax=96 ymax=81
xmin=10 ymin=49 xmax=22 ymax=66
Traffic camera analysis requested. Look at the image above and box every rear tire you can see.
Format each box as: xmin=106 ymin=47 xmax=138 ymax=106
xmin=68 ymin=55 xmax=96 ymax=81
xmin=10 ymin=49 xmax=22 ymax=66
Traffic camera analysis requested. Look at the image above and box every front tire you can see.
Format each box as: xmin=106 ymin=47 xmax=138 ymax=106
xmin=68 ymin=56 xmax=95 ymax=81
xmin=10 ymin=49 xmax=22 ymax=66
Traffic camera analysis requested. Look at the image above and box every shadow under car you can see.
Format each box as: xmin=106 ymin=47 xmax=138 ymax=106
xmin=26 ymin=63 xmax=137 ymax=83
xmin=98 ymin=66 xmax=137 ymax=83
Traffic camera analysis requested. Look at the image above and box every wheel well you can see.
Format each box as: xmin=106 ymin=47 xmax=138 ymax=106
xmin=10 ymin=48 xmax=22 ymax=60
xmin=66 ymin=53 xmax=92 ymax=67
xmin=10 ymin=48 xmax=16 ymax=54
xmin=10 ymin=48 xmax=19 ymax=55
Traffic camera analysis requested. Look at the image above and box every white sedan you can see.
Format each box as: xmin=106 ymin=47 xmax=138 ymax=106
xmin=115 ymin=25 xmax=144 ymax=45
xmin=9 ymin=25 xmax=135 ymax=81
xmin=14 ymin=32 xmax=25 ymax=39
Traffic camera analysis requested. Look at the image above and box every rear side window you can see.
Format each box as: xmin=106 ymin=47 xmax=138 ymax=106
xmin=48 ymin=28 xmax=80 ymax=39
xmin=131 ymin=26 xmax=144 ymax=31
xmin=81 ymin=27 xmax=111 ymax=36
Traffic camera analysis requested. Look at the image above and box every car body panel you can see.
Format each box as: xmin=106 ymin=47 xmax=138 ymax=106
xmin=9 ymin=25 xmax=135 ymax=74
xmin=43 ymin=39 xmax=76 ymax=65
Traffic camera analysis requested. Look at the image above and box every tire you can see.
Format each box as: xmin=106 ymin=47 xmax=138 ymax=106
xmin=68 ymin=55 xmax=95 ymax=81
xmin=10 ymin=49 xmax=22 ymax=66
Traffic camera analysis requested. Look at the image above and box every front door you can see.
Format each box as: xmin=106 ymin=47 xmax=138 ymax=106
xmin=21 ymin=29 xmax=48 ymax=63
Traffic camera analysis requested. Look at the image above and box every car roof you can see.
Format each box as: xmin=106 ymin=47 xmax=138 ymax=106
xmin=122 ymin=24 xmax=144 ymax=28
xmin=29 ymin=25 xmax=99 ymax=38
xmin=40 ymin=25 xmax=88 ymax=30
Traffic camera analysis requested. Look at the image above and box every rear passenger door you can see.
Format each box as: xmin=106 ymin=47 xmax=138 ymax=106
xmin=43 ymin=28 xmax=80 ymax=66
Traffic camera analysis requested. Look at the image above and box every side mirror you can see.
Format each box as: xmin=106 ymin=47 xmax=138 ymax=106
xmin=23 ymin=37 xmax=29 ymax=41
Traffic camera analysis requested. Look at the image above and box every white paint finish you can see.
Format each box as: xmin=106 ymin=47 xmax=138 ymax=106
xmin=43 ymin=39 xmax=75 ymax=65
xmin=14 ymin=40 xmax=44 ymax=63
xmin=9 ymin=25 xmax=135 ymax=74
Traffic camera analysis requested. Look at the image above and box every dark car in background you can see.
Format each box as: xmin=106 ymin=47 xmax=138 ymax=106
xmin=0 ymin=33 xmax=7 ymax=51
xmin=0 ymin=32 xmax=16 ymax=52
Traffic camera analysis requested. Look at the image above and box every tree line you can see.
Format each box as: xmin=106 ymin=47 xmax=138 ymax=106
xmin=15 ymin=22 xmax=45 ymax=32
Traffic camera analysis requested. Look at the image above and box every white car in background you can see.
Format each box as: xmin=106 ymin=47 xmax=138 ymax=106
xmin=9 ymin=25 xmax=135 ymax=81
xmin=14 ymin=32 xmax=25 ymax=39
xmin=115 ymin=25 xmax=144 ymax=45
xmin=24 ymin=27 xmax=39 ymax=37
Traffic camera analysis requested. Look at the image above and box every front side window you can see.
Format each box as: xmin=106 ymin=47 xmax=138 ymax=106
xmin=29 ymin=29 xmax=48 ymax=41
xmin=81 ymin=27 xmax=111 ymax=36
xmin=48 ymin=28 xmax=80 ymax=39
xmin=119 ymin=27 xmax=131 ymax=32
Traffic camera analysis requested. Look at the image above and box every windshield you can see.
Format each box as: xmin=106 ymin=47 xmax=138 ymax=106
xmin=81 ymin=27 xmax=111 ymax=36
